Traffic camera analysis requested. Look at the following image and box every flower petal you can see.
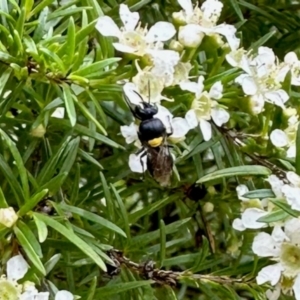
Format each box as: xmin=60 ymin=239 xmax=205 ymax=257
xmin=284 ymin=51 xmax=299 ymax=64
xmin=287 ymin=144 xmax=296 ymax=158
xmin=293 ymin=274 xmax=300 ymax=300
xmin=213 ymin=24 xmax=240 ymax=51
xmin=120 ymin=123 xmax=138 ymax=144
xmin=211 ymin=107 xmax=229 ymax=127
xmin=7 ymin=254 xmax=29 ymax=281
xmin=55 ymin=290 xmax=74 ymax=300
xmin=178 ymin=24 xmax=204 ymax=48
xmin=286 ymin=171 xmax=300 ymax=187
xmin=265 ymin=89 xmax=289 ymax=108
xmin=51 ymin=107 xmax=65 ymax=119
xmin=270 ymin=129 xmax=288 ymax=148
xmin=112 ymin=42 xmax=137 ymax=54
xmin=252 ymin=232 xmax=281 ymax=257
xmin=235 ymin=75 xmax=258 ymax=96
xmin=96 ymin=16 xmax=121 ymax=38
xmin=232 ymin=218 xmax=246 ymax=231
xmin=170 ymin=117 xmax=190 ymax=139
xmin=129 ymin=152 xmax=147 ymax=173
xmin=266 ymin=175 xmax=284 ymax=198
xmin=119 ymin=4 xmax=139 ymax=31
xmin=236 ymin=184 xmax=249 ymax=201
xmin=185 ymin=109 xmax=198 ymax=129
xmin=178 ymin=0 xmax=193 ymax=15
xmin=256 ymin=263 xmax=283 ymax=285
xmin=200 ymin=119 xmax=212 ymax=141
xmin=209 ymin=81 xmax=223 ymax=100
xmin=146 ymin=22 xmax=176 ymax=42
xmin=123 ymin=82 xmax=142 ymax=105
xmin=241 ymin=208 xmax=268 ymax=229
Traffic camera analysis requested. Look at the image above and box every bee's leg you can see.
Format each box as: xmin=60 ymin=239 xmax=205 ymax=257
xmin=139 ymin=150 xmax=147 ymax=178
xmin=166 ymin=116 xmax=173 ymax=137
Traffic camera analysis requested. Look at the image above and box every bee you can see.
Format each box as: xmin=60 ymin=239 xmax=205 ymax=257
xmin=124 ymin=92 xmax=173 ymax=187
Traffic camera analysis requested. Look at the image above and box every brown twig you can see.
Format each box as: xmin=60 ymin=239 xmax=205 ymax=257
xmin=107 ymin=249 xmax=247 ymax=287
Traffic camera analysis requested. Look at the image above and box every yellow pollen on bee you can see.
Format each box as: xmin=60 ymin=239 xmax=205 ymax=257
xmin=148 ymin=137 xmax=163 ymax=147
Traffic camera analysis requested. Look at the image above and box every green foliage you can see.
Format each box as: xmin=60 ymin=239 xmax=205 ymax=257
xmin=0 ymin=0 xmax=299 ymax=299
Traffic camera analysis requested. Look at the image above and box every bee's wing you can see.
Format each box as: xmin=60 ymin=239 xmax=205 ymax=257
xmin=147 ymin=139 xmax=173 ymax=187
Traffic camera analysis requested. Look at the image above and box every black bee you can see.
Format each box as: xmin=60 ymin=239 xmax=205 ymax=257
xmin=124 ymin=92 xmax=173 ymax=187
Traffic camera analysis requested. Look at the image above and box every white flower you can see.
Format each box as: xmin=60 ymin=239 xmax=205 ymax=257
xmin=0 ymin=207 xmax=18 ymax=228
xmin=282 ymin=171 xmax=300 ymax=211
xmin=227 ymin=47 xmax=289 ymax=113
xmin=253 ymin=219 xmax=300 ymax=300
xmin=96 ymin=4 xmax=175 ymax=56
xmin=20 ymin=282 xmax=49 ymax=300
xmin=0 ymin=254 xmax=50 ymax=300
xmin=270 ymin=129 xmax=289 ymax=148
xmin=279 ymin=52 xmax=300 ymax=86
xmin=55 ymin=290 xmax=74 ymax=300
xmin=173 ymin=0 xmax=240 ymax=50
xmin=124 ymin=62 xmax=172 ymax=104
xmin=181 ymin=77 xmax=229 ymax=141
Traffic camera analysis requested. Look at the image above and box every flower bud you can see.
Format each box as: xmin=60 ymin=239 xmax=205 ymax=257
xmin=0 ymin=207 xmax=18 ymax=228
xmin=30 ymin=124 xmax=46 ymax=138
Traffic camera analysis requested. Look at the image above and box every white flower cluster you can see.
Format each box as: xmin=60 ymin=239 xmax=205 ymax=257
xmin=226 ymin=47 xmax=291 ymax=114
xmin=233 ymin=172 xmax=300 ymax=299
xmin=96 ymin=0 xmax=236 ymax=174
xmin=0 ymin=254 xmax=73 ymax=300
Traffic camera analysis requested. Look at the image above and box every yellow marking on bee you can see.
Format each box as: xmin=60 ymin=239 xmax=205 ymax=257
xmin=148 ymin=137 xmax=163 ymax=147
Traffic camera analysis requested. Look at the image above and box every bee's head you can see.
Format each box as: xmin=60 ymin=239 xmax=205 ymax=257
xmin=135 ymin=102 xmax=158 ymax=120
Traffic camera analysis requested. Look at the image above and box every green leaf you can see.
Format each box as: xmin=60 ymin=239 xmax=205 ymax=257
xmin=0 ymin=129 xmax=30 ymax=201
xmin=0 ymin=68 xmax=12 ymax=96
xmin=39 ymin=47 xmax=66 ymax=73
xmin=86 ymin=276 xmax=97 ymax=300
xmin=29 ymin=0 xmax=55 ymax=18
xmin=33 ymin=213 xmax=107 ymax=271
xmin=47 ymin=7 xmax=92 ymax=21
xmin=249 ymin=31 xmax=276 ymax=52
xmin=0 ymin=154 xmax=24 ymax=206
xmin=62 ymin=83 xmax=76 ymax=127
xmin=71 ymin=58 xmax=121 ymax=78
xmin=270 ymin=200 xmax=299 ymax=218
xmin=228 ymin=0 xmax=244 ymax=21
xmin=257 ymin=209 xmax=290 ymax=223
xmin=94 ymin=281 xmax=154 ymax=297
xmin=78 ymin=149 xmax=103 ymax=170
xmin=76 ymin=101 xmax=107 ymax=135
xmin=197 ymin=166 xmax=271 ymax=183
xmin=243 ymin=189 xmax=275 ymax=199
xmin=59 ymin=203 xmax=126 ymax=237
xmin=58 ymin=17 xmax=75 ymax=68
xmin=110 ymin=184 xmax=131 ymax=239
xmin=44 ymin=253 xmax=61 ymax=275
xmin=99 ymin=172 xmax=114 ymax=225
xmin=33 ymin=214 xmax=48 ymax=243
xmin=159 ymin=220 xmax=166 ymax=267
xmin=17 ymin=220 xmax=43 ymax=257
xmin=14 ymin=225 xmax=46 ymax=275
xmin=18 ymin=189 xmax=48 ymax=217
xmin=0 ymin=51 xmax=18 ymax=64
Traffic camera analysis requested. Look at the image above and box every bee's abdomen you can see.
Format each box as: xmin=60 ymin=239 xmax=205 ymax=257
xmin=139 ymin=118 xmax=166 ymax=144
